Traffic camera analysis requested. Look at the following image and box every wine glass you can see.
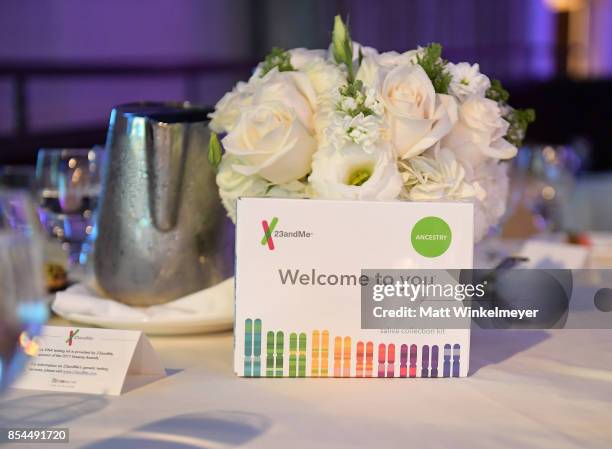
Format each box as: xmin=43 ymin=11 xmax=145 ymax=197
xmin=0 ymin=189 xmax=48 ymax=392
xmin=506 ymin=144 xmax=581 ymax=235
xmin=36 ymin=148 xmax=103 ymax=275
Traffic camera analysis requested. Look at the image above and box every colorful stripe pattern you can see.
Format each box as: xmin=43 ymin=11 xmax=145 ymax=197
xmin=253 ymin=319 xmax=261 ymax=377
xmin=265 ymin=330 xmax=284 ymax=377
xmin=365 ymin=342 xmax=373 ymax=377
xmin=276 ymin=331 xmax=284 ymax=376
xmin=355 ymin=341 xmax=375 ymax=377
xmin=243 ymin=319 xmax=464 ymax=377
xmin=244 ymin=319 xmax=252 ymax=376
xmin=289 ymin=333 xmax=298 ymax=377
xmin=377 ymin=343 xmax=386 ymax=378
xmin=311 ymin=330 xmax=320 ymax=376
xmin=400 ymin=344 xmax=408 ymax=378
xmin=431 ymin=345 xmax=439 ymax=377
xmin=410 ymin=344 xmax=418 ymax=378
xmin=321 ymin=331 xmax=329 ymax=376
xmin=453 ymin=343 xmax=461 ymax=378
xmin=386 ymin=344 xmax=395 ymax=378
xmin=443 ymin=344 xmax=452 ymax=377
xmin=332 ymin=336 xmax=353 ymax=377
xmin=421 ymin=345 xmax=430 ymax=378
xmin=244 ymin=319 xmax=262 ymax=377
xmin=299 ymin=333 xmax=307 ymax=377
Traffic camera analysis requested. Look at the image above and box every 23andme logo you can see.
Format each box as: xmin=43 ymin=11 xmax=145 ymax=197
xmin=261 ymin=217 xmax=279 ymax=250
xmin=260 ymin=216 xmax=313 ymax=250
xmin=66 ymin=329 xmax=80 ymax=346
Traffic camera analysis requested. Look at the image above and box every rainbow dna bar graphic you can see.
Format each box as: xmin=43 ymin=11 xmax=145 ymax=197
xmin=242 ymin=319 xmax=462 ymax=378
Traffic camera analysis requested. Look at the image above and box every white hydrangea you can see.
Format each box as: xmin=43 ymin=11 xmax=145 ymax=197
xmin=340 ymin=96 xmax=358 ymax=111
xmin=447 ymin=62 xmax=491 ymax=102
xmin=326 ymin=80 xmax=385 ymax=151
xmin=399 ymin=147 xmax=481 ymax=201
xmin=327 ymin=112 xmax=383 ymax=152
xmin=268 ymin=180 xmax=313 ymax=199
xmin=468 ymin=161 xmax=510 ymax=242
xmin=363 ymin=88 xmax=384 ymax=115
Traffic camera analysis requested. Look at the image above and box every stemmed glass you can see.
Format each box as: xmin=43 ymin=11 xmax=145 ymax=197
xmin=510 ymin=144 xmax=580 ymax=232
xmin=36 ymin=148 xmax=103 ymax=274
xmin=0 ymin=189 xmax=48 ymax=392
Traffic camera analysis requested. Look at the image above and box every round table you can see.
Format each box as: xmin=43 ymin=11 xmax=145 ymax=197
xmin=2 ymin=317 xmax=612 ymax=449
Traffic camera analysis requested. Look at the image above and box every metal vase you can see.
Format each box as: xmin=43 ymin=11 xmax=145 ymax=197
xmin=94 ymin=102 xmax=232 ymax=306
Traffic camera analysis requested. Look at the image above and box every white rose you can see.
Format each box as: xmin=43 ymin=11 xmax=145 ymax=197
xmin=208 ymin=80 xmax=256 ymax=133
xmin=216 ymin=155 xmax=269 ymax=223
xmin=399 ymin=147 xmax=480 ymax=201
xmin=253 ymin=68 xmax=317 ymax=131
xmin=222 ymin=102 xmax=317 ymax=184
xmin=381 ymin=64 xmax=458 ymax=159
xmin=377 ymin=50 xmax=420 ymax=68
xmin=447 ymin=62 xmax=490 ymax=102
xmin=216 ymin=157 xmax=313 ymax=223
xmin=289 ymin=48 xmax=328 ymax=69
xmin=442 ymin=96 xmax=517 ymax=167
xmin=403 ymin=47 xmax=426 ymax=64
xmin=357 ymin=50 xmax=421 ymax=90
xmin=309 ymin=142 xmax=402 ymax=200
xmin=289 ymin=48 xmax=346 ymax=102
xmin=301 ymin=58 xmax=346 ymax=100
xmin=352 ymin=42 xmax=379 ymax=63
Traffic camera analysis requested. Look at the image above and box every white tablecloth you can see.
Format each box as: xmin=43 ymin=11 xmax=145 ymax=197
xmin=1 ymin=321 xmax=611 ymax=449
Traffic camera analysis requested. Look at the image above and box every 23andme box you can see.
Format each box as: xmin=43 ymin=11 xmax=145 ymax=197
xmin=234 ymin=198 xmax=473 ymax=378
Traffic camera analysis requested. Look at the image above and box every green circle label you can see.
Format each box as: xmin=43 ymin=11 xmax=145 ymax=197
xmin=411 ymin=216 xmax=452 ymax=258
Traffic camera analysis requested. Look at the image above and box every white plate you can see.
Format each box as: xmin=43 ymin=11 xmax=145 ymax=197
xmin=51 ymin=279 xmax=234 ymax=335
xmin=51 ymin=307 xmax=233 ymax=335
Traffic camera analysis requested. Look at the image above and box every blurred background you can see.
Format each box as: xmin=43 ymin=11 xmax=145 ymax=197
xmin=1 ymin=0 xmax=611 ymax=398
xmin=0 ymin=0 xmax=611 ymax=234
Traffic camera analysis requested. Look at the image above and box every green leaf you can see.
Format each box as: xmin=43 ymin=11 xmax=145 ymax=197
xmin=504 ymin=107 xmax=536 ymax=147
xmin=415 ymin=43 xmax=451 ymax=94
xmin=486 ymin=79 xmax=510 ymax=103
xmin=260 ymin=47 xmax=294 ymax=77
xmin=337 ymin=79 xmax=377 ymax=117
xmin=332 ymin=15 xmax=354 ymax=82
xmin=485 ymin=79 xmax=535 ymax=146
xmin=208 ymin=132 xmax=222 ymax=168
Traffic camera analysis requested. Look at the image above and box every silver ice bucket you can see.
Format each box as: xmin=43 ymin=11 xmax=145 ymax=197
xmin=94 ymin=102 xmax=232 ymax=306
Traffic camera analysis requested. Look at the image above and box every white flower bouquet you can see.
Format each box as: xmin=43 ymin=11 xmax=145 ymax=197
xmin=208 ymin=16 xmax=534 ymax=241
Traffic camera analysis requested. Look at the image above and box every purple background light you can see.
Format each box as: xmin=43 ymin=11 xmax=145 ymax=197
xmin=0 ymin=0 xmax=611 ymax=167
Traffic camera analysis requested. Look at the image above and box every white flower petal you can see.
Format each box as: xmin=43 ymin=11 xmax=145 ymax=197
xmin=309 ymin=142 xmax=402 ymax=200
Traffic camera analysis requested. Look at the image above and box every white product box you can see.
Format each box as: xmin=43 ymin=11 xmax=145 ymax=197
xmin=234 ymin=198 xmax=473 ymax=378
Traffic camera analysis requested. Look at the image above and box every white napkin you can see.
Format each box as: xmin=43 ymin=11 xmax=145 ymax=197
xmin=53 ymin=278 xmax=234 ymax=322
xmin=517 ymin=240 xmax=589 ymax=269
